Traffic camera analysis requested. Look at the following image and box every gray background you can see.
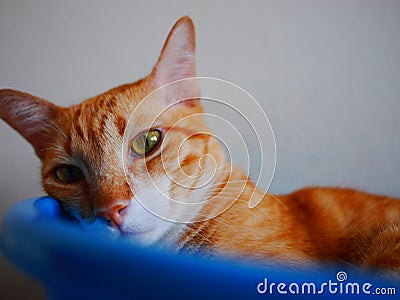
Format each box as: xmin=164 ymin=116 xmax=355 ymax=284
xmin=1 ymin=0 xmax=399 ymax=298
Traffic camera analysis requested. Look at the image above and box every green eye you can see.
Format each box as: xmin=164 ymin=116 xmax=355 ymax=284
xmin=54 ymin=165 xmax=84 ymax=183
xmin=131 ymin=129 xmax=162 ymax=156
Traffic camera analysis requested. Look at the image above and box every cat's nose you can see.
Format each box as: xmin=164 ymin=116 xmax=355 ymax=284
xmin=96 ymin=203 xmax=128 ymax=228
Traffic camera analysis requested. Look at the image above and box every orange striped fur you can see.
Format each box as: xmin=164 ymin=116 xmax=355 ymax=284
xmin=1 ymin=17 xmax=399 ymax=274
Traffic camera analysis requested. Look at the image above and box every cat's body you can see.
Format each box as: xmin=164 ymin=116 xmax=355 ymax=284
xmin=188 ymin=170 xmax=400 ymax=271
xmin=1 ymin=17 xmax=399 ymax=274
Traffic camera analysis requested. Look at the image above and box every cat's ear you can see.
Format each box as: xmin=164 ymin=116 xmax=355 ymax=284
xmin=153 ymin=16 xmax=195 ymax=85
xmin=0 ymin=89 xmax=61 ymax=158
xmin=151 ymin=16 xmax=198 ymax=102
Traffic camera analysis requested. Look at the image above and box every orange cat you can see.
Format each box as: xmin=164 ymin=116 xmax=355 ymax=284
xmin=1 ymin=16 xmax=399 ymax=274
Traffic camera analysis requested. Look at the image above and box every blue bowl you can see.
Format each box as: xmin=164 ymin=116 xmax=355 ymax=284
xmin=1 ymin=197 xmax=398 ymax=299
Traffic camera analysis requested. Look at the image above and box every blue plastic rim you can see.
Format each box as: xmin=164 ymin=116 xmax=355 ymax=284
xmin=1 ymin=197 xmax=399 ymax=300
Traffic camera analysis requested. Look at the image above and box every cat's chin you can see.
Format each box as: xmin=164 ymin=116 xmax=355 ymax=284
xmin=120 ymin=229 xmax=156 ymax=245
xmin=119 ymin=227 xmax=165 ymax=246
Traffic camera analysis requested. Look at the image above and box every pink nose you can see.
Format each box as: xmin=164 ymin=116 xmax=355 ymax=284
xmin=96 ymin=204 xmax=127 ymax=228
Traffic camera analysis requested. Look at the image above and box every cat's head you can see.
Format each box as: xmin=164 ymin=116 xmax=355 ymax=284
xmin=0 ymin=17 xmax=228 ymax=245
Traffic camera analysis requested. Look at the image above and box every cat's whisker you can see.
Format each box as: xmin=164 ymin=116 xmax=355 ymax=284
xmin=178 ymin=224 xmax=214 ymax=248
xmin=166 ymin=178 xmax=249 ymax=195
xmin=234 ymin=199 xmax=273 ymax=221
xmin=267 ymin=193 xmax=289 ymax=210
xmin=168 ymin=187 xmax=247 ymax=202
xmin=170 ymin=192 xmax=240 ymax=204
xmin=46 ymin=119 xmax=69 ymax=143
xmin=166 ymin=178 xmax=250 ymax=191
xmin=190 ymin=214 xmax=239 ymax=233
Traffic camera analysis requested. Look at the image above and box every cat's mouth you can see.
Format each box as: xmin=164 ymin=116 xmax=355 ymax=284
xmin=118 ymin=227 xmax=160 ymax=246
xmin=120 ymin=227 xmax=153 ymax=236
xmin=117 ymin=222 xmax=158 ymax=242
xmin=76 ymin=215 xmax=155 ymax=241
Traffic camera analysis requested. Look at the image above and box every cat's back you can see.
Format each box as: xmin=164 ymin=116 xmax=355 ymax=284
xmin=269 ymin=186 xmax=400 ymax=261
xmin=287 ymin=186 xmax=399 ymax=215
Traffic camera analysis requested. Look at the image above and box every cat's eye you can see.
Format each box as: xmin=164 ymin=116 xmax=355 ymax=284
xmin=54 ymin=165 xmax=84 ymax=183
xmin=131 ymin=129 xmax=162 ymax=156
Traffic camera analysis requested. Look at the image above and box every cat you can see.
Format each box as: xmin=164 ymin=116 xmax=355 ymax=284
xmin=1 ymin=16 xmax=399 ymax=275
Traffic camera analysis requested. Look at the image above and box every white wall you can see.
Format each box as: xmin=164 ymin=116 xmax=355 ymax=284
xmin=1 ymin=0 xmax=399 ymax=297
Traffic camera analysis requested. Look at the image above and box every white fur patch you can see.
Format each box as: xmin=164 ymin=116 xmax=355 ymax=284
xmin=121 ymin=179 xmax=173 ymax=245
